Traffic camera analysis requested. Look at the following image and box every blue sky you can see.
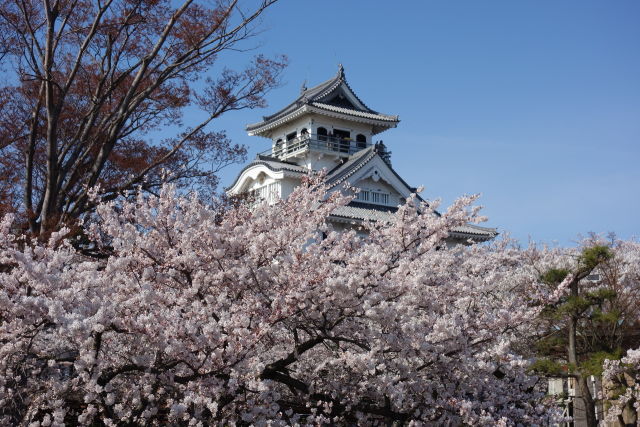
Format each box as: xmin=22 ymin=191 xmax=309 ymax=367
xmin=200 ymin=0 xmax=639 ymax=246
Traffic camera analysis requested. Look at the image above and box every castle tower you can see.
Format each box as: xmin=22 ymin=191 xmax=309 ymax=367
xmin=227 ymin=66 xmax=497 ymax=243
xmin=245 ymin=64 xmax=399 ymax=172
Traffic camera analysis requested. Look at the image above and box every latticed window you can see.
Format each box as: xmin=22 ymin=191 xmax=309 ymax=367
xmin=251 ymin=182 xmax=281 ymax=204
xmin=357 ymin=190 xmax=370 ymax=202
xmin=356 ymin=190 xmax=389 ymax=205
xmin=371 ymin=192 xmax=389 ymax=204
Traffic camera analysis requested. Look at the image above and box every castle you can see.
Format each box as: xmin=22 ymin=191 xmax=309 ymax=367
xmin=227 ymin=65 xmax=497 ymax=244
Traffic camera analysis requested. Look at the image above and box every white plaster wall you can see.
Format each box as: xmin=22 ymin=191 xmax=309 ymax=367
xmin=280 ymin=177 xmax=301 ymax=199
xmin=269 ymin=116 xmax=314 ymax=147
xmin=298 ymin=153 xmax=341 ymax=172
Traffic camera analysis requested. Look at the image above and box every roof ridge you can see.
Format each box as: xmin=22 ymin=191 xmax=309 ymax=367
xmin=247 ymin=67 xmax=399 ymax=136
xmin=339 ymin=71 xmax=374 ymax=113
xmin=308 ymin=74 xmax=339 ymax=93
xmin=259 ymin=74 xmax=341 ymax=123
xmin=312 ymin=103 xmax=399 ymax=121
xmin=326 ymin=147 xmax=378 ymax=187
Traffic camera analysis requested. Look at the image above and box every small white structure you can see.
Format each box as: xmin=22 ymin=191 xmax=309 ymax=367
xmin=228 ymin=65 xmax=497 ymax=243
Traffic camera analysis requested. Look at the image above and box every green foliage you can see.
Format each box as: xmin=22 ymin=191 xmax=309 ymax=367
xmin=540 ymin=249 xmax=617 ymax=320
xmin=580 ymin=350 xmax=623 ymax=376
xmin=563 ymin=296 xmax=593 ymax=315
xmin=590 ymin=307 xmax=621 ymax=324
xmin=535 ymin=335 xmax=565 ymax=354
xmin=541 ymin=268 xmax=569 ymax=286
xmin=552 ymin=288 xmax=618 ymax=321
xmin=529 ymin=358 xmax=567 ymax=376
xmin=586 ymin=288 xmax=617 ymax=302
xmin=580 ymin=245 xmax=612 ymax=271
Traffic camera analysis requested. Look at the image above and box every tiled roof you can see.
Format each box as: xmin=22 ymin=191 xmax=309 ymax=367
xmin=449 ymin=224 xmax=498 ymax=240
xmin=330 ymin=202 xmax=497 ymax=240
xmin=325 ymin=146 xmax=378 ymax=187
xmin=253 ymin=155 xmax=308 ymax=171
xmin=331 ymin=203 xmax=395 ymax=223
xmin=312 ymin=102 xmax=398 ymax=122
xmin=246 ymin=65 xmax=398 ymax=134
xmin=449 ymin=224 xmax=498 ymax=236
xmin=324 ymin=144 xmax=430 ymax=206
xmin=225 ymin=155 xmax=308 ymax=191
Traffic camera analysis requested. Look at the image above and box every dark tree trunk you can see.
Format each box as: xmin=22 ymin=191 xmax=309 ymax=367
xmin=568 ymin=278 xmax=597 ymax=427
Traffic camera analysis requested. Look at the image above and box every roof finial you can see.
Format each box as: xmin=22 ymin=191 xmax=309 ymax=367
xmin=337 ymin=63 xmax=345 ymax=79
xmin=300 ymin=79 xmax=307 ymax=94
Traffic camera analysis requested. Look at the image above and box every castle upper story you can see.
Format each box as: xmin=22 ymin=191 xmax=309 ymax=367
xmin=245 ymin=65 xmax=399 ymax=171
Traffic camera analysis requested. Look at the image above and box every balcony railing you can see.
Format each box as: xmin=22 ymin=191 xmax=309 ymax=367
xmin=261 ymin=134 xmax=368 ymax=159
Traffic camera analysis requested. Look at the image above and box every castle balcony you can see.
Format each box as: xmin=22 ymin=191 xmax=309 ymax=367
xmin=261 ymin=134 xmax=369 ymax=160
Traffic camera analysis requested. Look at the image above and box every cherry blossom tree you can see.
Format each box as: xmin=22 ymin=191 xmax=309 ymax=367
xmin=0 ymin=181 xmax=565 ymax=425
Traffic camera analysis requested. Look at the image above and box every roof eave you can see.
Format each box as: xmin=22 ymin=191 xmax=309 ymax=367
xmin=247 ymin=105 xmax=399 ymax=137
xmin=448 ymin=230 xmax=499 ymax=242
xmin=225 ymin=160 xmax=308 ymax=194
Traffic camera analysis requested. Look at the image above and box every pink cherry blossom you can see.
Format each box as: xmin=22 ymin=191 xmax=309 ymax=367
xmin=0 ymin=182 xmax=569 ymax=425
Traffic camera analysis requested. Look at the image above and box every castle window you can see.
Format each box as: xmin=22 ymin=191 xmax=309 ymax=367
xmin=333 ymin=129 xmax=350 ymax=153
xmin=371 ymin=192 xmax=389 ymax=204
xmin=356 ymin=189 xmax=389 ymax=205
xmin=251 ymin=182 xmax=281 ymax=205
xmin=317 ymin=127 xmax=328 ymax=141
xmin=356 ymin=134 xmax=366 ymax=149
xmin=333 ymin=129 xmax=350 ymax=139
xmin=286 ymin=131 xmax=297 ymax=141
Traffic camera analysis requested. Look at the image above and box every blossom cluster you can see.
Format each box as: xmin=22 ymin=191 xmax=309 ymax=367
xmin=0 ymin=182 xmax=565 ymax=425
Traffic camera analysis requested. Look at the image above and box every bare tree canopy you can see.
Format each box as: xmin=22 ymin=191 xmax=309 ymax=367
xmin=0 ymin=0 xmax=285 ymax=235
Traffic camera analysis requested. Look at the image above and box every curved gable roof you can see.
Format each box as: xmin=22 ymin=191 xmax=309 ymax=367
xmin=246 ymin=65 xmax=399 ymax=136
xmin=325 ymin=144 xmax=424 ymax=204
xmin=225 ymin=155 xmax=308 ymax=193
